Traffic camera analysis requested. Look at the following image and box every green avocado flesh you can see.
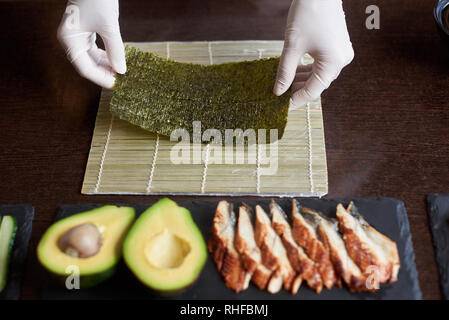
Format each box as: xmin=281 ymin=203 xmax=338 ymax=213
xmin=37 ymin=206 xmax=135 ymax=288
xmin=110 ymin=46 xmax=291 ymax=143
xmin=123 ymin=198 xmax=207 ymax=294
xmin=0 ymin=216 xmax=17 ymax=293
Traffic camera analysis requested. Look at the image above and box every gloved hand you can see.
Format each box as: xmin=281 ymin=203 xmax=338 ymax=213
xmin=274 ymin=0 xmax=354 ymax=109
xmin=57 ymin=0 xmax=126 ymax=89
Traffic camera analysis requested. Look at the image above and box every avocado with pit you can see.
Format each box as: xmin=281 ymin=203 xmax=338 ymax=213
xmin=123 ymin=198 xmax=207 ymax=295
xmin=37 ymin=206 xmax=135 ymax=288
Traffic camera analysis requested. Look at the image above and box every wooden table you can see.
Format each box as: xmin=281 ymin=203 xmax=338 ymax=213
xmin=0 ymin=0 xmax=447 ymax=300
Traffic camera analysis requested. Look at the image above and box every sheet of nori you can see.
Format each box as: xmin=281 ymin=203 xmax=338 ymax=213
xmin=426 ymin=194 xmax=449 ymax=299
xmin=110 ymin=47 xmax=290 ymax=143
xmin=0 ymin=204 xmax=34 ymax=300
xmin=39 ymin=198 xmax=421 ymax=300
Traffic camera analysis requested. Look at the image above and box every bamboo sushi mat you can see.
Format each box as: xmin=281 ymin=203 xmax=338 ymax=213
xmin=81 ymin=41 xmax=328 ymax=197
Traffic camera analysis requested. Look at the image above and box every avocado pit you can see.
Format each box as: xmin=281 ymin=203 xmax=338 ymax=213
xmin=144 ymin=229 xmax=191 ymax=269
xmin=58 ymin=223 xmax=103 ymax=258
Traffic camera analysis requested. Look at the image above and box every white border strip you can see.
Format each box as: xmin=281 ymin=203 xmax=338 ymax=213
xmin=256 ymin=144 xmax=261 ymax=193
xmin=126 ymin=40 xmax=284 ymax=46
xmin=199 ymin=42 xmax=214 ymax=193
xmin=306 ymin=102 xmax=315 ymax=194
xmin=301 ymin=54 xmax=315 ymax=194
xmin=146 ymin=134 xmax=160 ymax=193
xmin=93 ymin=114 xmax=114 ymax=193
xmin=84 ymin=191 xmax=326 ymax=198
xmin=207 ymin=41 xmax=214 ymax=65
xmin=200 ymin=144 xmax=210 ymax=193
xmin=166 ymin=41 xmax=170 ymax=60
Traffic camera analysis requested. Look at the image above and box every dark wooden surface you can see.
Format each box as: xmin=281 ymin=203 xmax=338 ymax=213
xmin=0 ymin=0 xmax=447 ymax=300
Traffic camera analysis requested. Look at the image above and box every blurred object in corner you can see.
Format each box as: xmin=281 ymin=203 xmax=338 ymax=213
xmin=434 ymin=0 xmax=449 ymax=47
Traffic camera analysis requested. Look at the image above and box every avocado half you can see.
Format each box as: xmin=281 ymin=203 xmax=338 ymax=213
xmin=37 ymin=206 xmax=135 ymax=288
xmin=123 ymin=198 xmax=207 ymax=295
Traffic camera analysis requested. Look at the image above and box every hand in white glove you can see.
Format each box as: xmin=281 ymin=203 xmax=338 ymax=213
xmin=274 ymin=0 xmax=354 ymax=109
xmin=57 ymin=0 xmax=126 ymax=89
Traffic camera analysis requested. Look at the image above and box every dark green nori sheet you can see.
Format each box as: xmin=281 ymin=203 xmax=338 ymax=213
xmin=110 ymin=46 xmax=290 ymax=143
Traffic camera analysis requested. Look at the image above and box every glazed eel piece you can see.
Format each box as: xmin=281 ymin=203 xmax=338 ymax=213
xmin=300 ymin=206 xmax=368 ymax=292
xmin=254 ymin=205 xmax=301 ymax=294
xmin=336 ymin=202 xmax=400 ymax=287
xmin=291 ymin=199 xmax=337 ymax=290
xmin=269 ymin=201 xmax=323 ymax=294
xmin=208 ymin=200 xmax=251 ymax=293
xmin=235 ymin=204 xmax=272 ymax=290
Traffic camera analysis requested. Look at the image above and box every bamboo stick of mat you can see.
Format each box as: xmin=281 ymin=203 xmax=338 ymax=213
xmin=81 ymin=41 xmax=328 ymax=196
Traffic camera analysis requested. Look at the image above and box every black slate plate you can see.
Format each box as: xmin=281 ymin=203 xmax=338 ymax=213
xmin=0 ymin=204 xmax=34 ymax=300
xmin=426 ymin=194 xmax=449 ymax=299
xmin=40 ymin=198 xmax=421 ymax=300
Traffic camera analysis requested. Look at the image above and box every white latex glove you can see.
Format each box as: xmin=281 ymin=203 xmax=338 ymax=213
xmin=274 ymin=0 xmax=354 ymax=109
xmin=57 ymin=0 xmax=126 ymax=89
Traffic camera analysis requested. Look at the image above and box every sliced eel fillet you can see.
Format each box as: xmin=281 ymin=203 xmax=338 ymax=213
xmin=336 ymin=202 xmax=400 ymax=286
xmin=254 ymin=205 xmax=300 ymax=294
xmin=300 ymin=206 xmax=367 ymax=292
xmin=269 ymin=201 xmax=323 ymax=294
xmin=235 ymin=204 xmax=272 ymax=290
xmin=208 ymin=200 xmax=251 ymax=293
xmin=291 ymin=199 xmax=337 ymax=290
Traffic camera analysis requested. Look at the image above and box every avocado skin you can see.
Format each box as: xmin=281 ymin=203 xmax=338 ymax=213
xmin=78 ymin=268 xmax=116 ymax=288
xmin=149 ymin=275 xmax=201 ymax=298
xmin=127 ymin=266 xmax=201 ymax=298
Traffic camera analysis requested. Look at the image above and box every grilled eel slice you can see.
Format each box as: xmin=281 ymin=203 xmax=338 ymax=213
xmin=336 ymin=202 xmax=400 ymax=286
xmin=300 ymin=206 xmax=368 ymax=292
xmin=235 ymin=204 xmax=273 ymax=290
xmin=270 ymin=201 xmax=323 ymax=294
xmin=208 ymin=200 xmax=251 ymax=293
xmin=254 ymin=205 xmax=301 ymax=294
xmin=291 ymin=200 xmax=337 ymax=290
